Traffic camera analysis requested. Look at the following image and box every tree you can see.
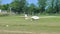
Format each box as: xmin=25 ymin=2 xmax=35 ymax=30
xmin=48 ymin=0 xmax=60 ymax=14
xmin=38 ymin=0 xmax=47 ymax=13
xmin=48 ymin=0 xmax=55 ymax=13
xmin=10 ymin=0 xmax=27 ymax=14
xmin=0 ymin=0 xmax=2 ymax=9
xmin=46 ymin=0 xmax=56 ymax=14
xmin=1 ymin=4 xmax=9 ymax=10
xmin=54 ymin=0 xmax=60 ymax=13
xmin=28 ymin=3 xmax=36 ymax=15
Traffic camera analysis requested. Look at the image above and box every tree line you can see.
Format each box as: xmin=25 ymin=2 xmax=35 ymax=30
xmin=0 ymin=0 xmax=60 ymax=15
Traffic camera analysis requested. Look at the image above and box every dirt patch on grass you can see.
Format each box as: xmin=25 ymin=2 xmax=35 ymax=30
xmin=0 ymin=30 xmax=60 ymax=34
xmin=32 ymin=31 xmax=60 ymax=34
xmin=0 ymin=30 xmax=32 ymax=34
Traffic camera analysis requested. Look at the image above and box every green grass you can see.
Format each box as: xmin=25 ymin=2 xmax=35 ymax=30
xmin=0 ymin=32 xmax=30 ymax=34
xmin=0 ymin=15 xmax=60 ymax=34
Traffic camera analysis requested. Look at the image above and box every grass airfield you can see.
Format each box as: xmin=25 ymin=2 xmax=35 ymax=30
xmin=0 ymin=15 xmax=60 ymax=34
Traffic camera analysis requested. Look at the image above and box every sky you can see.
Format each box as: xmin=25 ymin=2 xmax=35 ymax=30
xmin=1 ymin=0 xmax=38 ymax=5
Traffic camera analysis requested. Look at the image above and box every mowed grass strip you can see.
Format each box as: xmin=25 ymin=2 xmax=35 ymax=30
xmin=0 ymin=16 xmax=60 ymax=34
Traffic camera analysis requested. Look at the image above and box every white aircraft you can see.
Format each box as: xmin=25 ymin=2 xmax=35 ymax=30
xmin=31 ymin=16 xmax=40 ymax=20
